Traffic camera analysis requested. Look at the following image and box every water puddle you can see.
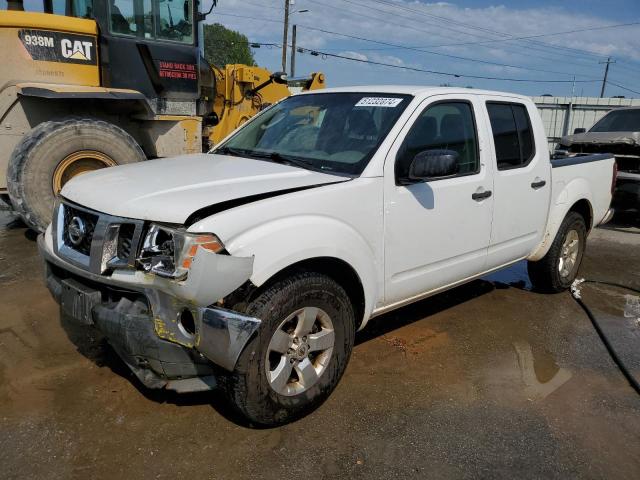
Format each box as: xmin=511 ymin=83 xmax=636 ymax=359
xmin=513 ymin=341 xmax=572 ymax=401
xmin=483 ymin=260 xmax=532 ymax=290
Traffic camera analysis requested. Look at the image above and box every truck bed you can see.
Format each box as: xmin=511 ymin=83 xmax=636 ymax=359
xmin=550 ymin=153 xmax=615 ymax=226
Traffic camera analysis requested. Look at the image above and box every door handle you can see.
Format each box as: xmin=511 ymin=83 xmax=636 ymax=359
xmin=472 ymin=190 xmax=492 ymax=201
xmin=531 ymin=180 xmax=547 ymax=189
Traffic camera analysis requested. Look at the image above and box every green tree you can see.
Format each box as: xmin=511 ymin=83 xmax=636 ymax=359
xmin=203 ymin=23 xmax=256 ymax=67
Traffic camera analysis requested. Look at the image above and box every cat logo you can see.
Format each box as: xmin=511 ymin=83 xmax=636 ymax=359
xmin=61 ymin=39 xmax=93 ymax=62
xmin=19 ymin=29 xmax=98 ymax=65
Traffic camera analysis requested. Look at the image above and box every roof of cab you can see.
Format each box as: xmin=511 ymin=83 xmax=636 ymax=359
xmin=299 ymin=85 xmax=531 ymax=101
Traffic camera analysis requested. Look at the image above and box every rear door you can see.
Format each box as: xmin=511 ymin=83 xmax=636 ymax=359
xmin=482 ymin=99 xmax=551 ymax=269
xmin=383 ymin=94 xmax=494 ymax=306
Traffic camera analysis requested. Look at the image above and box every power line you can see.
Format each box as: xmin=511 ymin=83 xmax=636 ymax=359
xmin=241 ymin=1 xmax=283 ymax=10
xmin=214 ymin=11 xmax=283 ymax=24
xmin=309 ymin=0 xmax=607 ymax=74
xmin=222 ymin=2 xmax=640 ymax=78
xmin=216 ymin=6 xmax=640 ymax=79
xmin=607 ymin=80 xmax=640 ymax=96
xmin=314 ymin=0 xmax=634 ymax=77
xmin=214 ymin=11 xmax=602 ymax=79
xmin=298 ymin=24 xmax=600 ymax=78
xmin=211 ymin=35 xmax=640 ymax=94
xmin=295 ymin=46 xmax=601 ymax=83
xmin=364 ymin=0 xmax=615 ymax=61
xmin=328 ymin=14 xmax=640 ymax=55
xmin=213 ymin=10 xmax=640 ymax=91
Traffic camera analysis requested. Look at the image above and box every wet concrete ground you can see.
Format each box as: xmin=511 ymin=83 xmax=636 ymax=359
xmin=1 ymin=208 xmax=639 ymax=479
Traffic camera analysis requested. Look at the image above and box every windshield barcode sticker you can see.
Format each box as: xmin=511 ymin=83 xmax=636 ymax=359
xmin=355 ymin=97 xmax=403 ymax=107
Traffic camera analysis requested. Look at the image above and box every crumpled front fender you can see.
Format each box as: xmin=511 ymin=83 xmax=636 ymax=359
xmin=195 ymin=307 xmax=261 ymax=371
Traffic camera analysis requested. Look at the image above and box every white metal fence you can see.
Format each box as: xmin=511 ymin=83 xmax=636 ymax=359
xmin=532 ymin=96 xmax=640 ymax=152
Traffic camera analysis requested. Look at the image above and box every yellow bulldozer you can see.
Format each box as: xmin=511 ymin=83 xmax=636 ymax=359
xmin=0 ymin=0 xmax=325 ymax=231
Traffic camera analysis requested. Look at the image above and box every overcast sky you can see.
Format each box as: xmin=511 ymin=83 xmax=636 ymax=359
xmin=210 ymin=0 xmax=640 ymax=98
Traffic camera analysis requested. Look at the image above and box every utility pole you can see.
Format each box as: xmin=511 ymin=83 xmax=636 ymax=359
xmin=599 ymin=57 xmax=615 ymax=98
xmin=282 ymin=0 xmax=290 ymax=73
xmin=290 ymin=25 xmax=297 ymax=77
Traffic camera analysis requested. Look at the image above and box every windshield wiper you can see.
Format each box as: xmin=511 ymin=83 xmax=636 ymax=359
xmin=215 ymin=147 xmax=314 ymax=170
xmin=246 ymin=150 xmax=314 ymax=170
xmin=214 ymin=146 xmax=253 ymax=157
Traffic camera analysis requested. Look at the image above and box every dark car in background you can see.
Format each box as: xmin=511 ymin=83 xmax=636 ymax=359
xmin=556 ymin=107 xmax=640 ymax=210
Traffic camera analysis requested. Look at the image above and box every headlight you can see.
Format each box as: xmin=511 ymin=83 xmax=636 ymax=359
xmin=137 ymin=224 xmax=224 ymax=280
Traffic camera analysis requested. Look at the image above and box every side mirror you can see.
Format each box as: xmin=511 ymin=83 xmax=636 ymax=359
xmin=197 ymin=0 xmax=218 ymax=22
xmin=408 ymin=149 xmax=459 ymax=181
xmin=573 ymin=127 xmax=586 ymax=134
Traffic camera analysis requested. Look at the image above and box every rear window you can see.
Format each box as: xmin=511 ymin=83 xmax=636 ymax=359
xmin=590 ymin=109 xmax=640 ymax=132
xmin=487 ymin=102 xmax=535 ymax=170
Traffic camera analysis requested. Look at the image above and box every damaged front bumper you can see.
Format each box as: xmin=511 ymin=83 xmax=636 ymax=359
xmin=39 ymin=233 xmax=261 ymax=393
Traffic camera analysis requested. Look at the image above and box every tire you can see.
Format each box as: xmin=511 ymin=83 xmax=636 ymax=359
xmin=528 ymin=211 xmax=587 ymax=293
xmin=7 ymin=118 xmax=145 ymax=232
xmin=223 ymin=272 xmax=356 ymax=426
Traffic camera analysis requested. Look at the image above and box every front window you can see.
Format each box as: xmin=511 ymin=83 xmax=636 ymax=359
xmin=70 ymin=0 xmax=94 ymax=18
xmin=590 ymin=109 xmax=640 ymax=133
xmin=215 ymin=93 xmax=412 ymax=176
xmin=109 ymin=0 xmax=193 ymax=43
xmin=156 ymin=0 xmax=193 ymax=42
xmin=396 ymin=101 xmax=479 ymax=180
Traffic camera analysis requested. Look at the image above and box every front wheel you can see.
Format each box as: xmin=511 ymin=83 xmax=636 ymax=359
xmin=528 ymin=211 xmax=587 ymax=292
xmin=223 ymin=272 xmax=356 ymax=426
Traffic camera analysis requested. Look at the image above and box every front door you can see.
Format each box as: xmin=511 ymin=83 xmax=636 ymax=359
xmin=383 ymin=95 xmax=494 ymax=306
xmin=93 ymin=0 xmax=200 ymax=113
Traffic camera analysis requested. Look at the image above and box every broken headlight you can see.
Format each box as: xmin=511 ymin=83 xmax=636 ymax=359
xmin=137 ymin=224 xmax=224 ymax=280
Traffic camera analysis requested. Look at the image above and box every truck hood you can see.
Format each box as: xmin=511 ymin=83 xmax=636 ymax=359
xmin=559 ymin=131 xmax=640 ymax=146
xmin=61 ymin=154 xmax=349 ymax=224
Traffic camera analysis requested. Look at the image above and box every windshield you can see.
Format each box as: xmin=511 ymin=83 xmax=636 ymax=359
xmin=215 ymin=93 xmax=412 ymax=175
xmin=590 ymin=109 xmax=640 ymax=133
xmin=109 ymin=0 xmax=194 ymax=43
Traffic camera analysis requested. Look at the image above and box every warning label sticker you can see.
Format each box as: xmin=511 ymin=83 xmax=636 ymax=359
xmin=355 ymin=97 xmax=403 ymax=107
xmin=158 ymin=61 xmax=197 ymax=80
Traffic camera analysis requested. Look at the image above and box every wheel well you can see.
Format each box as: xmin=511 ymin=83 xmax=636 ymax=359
xmin=16 ymin=97 xmax=154 ymax=157
xmin=257 ymin=257 xmax=366 ymax=329
xmin=568 ymin=199 xmax=593 ymax=231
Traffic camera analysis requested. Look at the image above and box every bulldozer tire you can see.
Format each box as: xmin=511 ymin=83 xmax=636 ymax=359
xmin=7 ymin=118 xmax=146 ymax=232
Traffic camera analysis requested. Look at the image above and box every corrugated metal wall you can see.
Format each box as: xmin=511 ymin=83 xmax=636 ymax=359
xmin=532 ymin=96 xmax=640 ymax=151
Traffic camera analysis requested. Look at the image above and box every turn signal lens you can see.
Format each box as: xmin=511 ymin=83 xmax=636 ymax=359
xmin=181 ymin=234 xmax=224 ymax=269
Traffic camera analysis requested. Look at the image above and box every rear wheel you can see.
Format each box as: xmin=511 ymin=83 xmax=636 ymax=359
xmin=7 ymin=118 xmax=145 ymax=232
xmin=223 ymin=272 xmax=355 ymax=426
xmin=528 ymin=211 xmax=587 ymax=292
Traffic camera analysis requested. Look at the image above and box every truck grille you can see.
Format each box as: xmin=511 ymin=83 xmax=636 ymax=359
xmin=54 ymin=202 xmax=145 ymax=274
xmin=62 ymin=205 xmax=98 ymax=256
xmin=117 ymin=223 xmax=136 ymax=259
xmin=567 ymin=144 xmax=640 ymax=174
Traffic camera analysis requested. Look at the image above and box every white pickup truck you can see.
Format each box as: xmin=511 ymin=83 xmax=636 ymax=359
xmin=40 ymin=86 xmax=616 ymax=425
